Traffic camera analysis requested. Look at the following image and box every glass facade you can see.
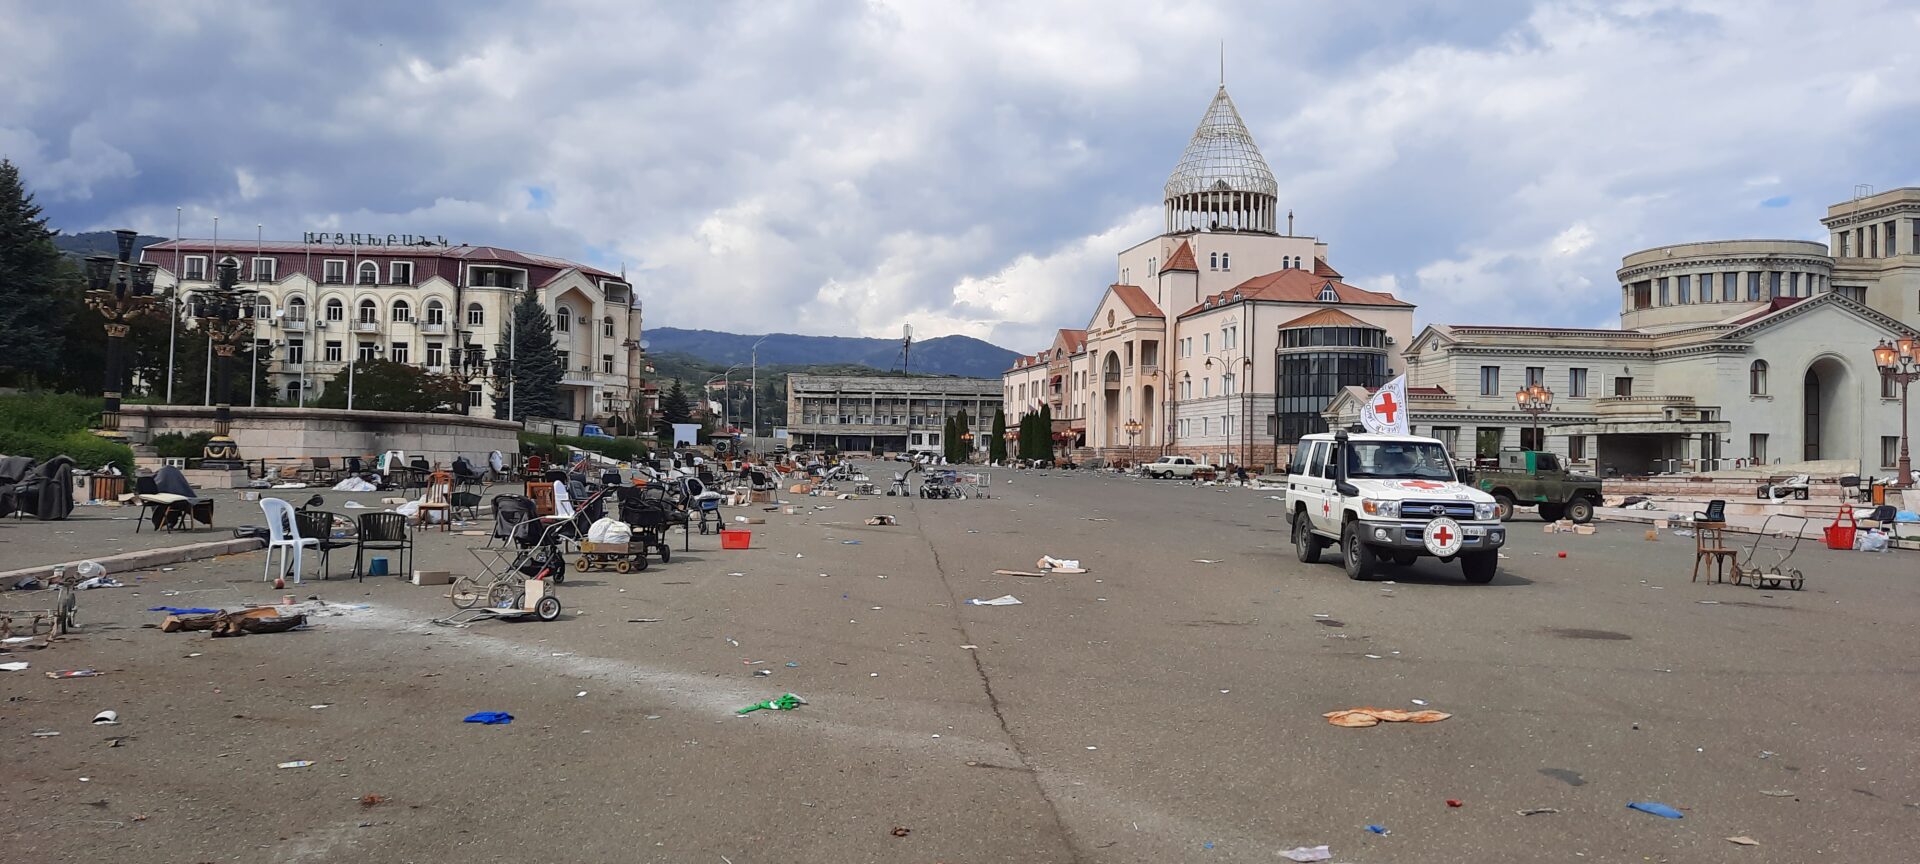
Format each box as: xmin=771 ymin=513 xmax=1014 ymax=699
xmin=1275 ymin=324 xmax=1389 ymax=443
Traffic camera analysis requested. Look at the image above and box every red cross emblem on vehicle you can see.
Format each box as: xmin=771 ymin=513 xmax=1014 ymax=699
xmin=1403 ymin=480 xmax=1446 ymax=490
xmin=1432 ymin=524 xmax=1454 ymax=546
xmin=1374 ymin=391 xmax=1399 ymax=424
xmin=1322 ymin=499 xmax=1332 ymax=517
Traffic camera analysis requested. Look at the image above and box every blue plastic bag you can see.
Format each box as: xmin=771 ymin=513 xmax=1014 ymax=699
xmin=463 ymin=711 xmax=513 ymax=725
xmin=1627 ymin=801 xmax=1683 ymax=819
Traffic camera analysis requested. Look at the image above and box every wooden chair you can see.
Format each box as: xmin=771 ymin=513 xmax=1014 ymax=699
xmin=526 ymin=481 xmax=557 ymax=516
xmin=1690 ymin=502 xmax=1737 ymax=583
xmin=416 ymin=469 xmax=453 ymax=531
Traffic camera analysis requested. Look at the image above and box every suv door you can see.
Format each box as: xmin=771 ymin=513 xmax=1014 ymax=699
xmin=1299 ymin=442 xmax=1335 ymax=534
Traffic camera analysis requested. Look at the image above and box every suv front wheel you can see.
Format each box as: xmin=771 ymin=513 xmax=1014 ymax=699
xmin=1461 ymin=551 xmax=1497 ymax=584
xmin=1341 ymin=521 xmax=1381 ymax=581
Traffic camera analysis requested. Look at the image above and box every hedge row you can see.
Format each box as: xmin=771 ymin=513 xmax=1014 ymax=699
xmin=0 ymin=392 xmax=135 ymax=474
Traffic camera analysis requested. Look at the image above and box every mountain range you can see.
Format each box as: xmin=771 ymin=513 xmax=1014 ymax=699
xmin=643 ymin=327 xmax=1018 ymax=379
xmin=53 ymin=230 xmax=171 ymax=260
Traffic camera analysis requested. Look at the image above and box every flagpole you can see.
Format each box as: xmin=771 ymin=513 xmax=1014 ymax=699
xmin=300 ymin=241 xmax=310 ymax=408
xmin=250 ymin=223 xmax=261 ymax=408
xmin=205 ymin=216 xmax=217 ymax=406
xmin=166 ymin=206 xmax=180 ymax=404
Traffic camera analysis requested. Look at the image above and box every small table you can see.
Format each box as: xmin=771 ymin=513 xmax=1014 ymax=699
xmin=1690 ymin=521 xmax=1737 ymax=583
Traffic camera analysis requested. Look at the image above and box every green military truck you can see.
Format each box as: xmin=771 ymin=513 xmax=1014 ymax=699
xmin=1472 ymin=449 xmax=1603 ymax=523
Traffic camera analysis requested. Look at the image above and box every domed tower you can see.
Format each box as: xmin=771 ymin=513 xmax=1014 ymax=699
xmin=1164 ymin=85 xmax=1279 ymax=234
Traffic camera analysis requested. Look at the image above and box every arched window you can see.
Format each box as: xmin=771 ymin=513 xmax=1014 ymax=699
xmin=425 ymin=299 xmax=445 ymax=326
xmin=1220 ymin=252 xmax=1231 ymax=271
xmin=391 ymin=299 xmax=412 ymax=323
xmin=602 ymin=315 xmax=615 ymax=338
xmin=554 ymin=304 xmax=572 ymax=332
xmin=1209 ymin=252 xmax=1219 ymax=270
xmin=357 ymin=299 xmax=378 ymax=324
xmin=218 ymin=256 xmax=240 ymax=279
xmin=325 ymin=298 xmax=344 ymax=321
xmin=287 ymin=296 xmax=307 ymax=321
xmin=357 ymin=261 xmax=378 ymax=285
xmin=467 ymin=302 xmax=485 ymax=327
xmin=256 ymin=297 xmax=273 ymax=319
xmin=1749 ymin=360 xmax=1769 ymax=395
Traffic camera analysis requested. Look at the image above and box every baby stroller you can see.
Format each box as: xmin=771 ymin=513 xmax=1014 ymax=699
xmin=920 ymin=469 xmax=962 ymax=499
xmin=618 ymin=484 xmax=680 ymax=564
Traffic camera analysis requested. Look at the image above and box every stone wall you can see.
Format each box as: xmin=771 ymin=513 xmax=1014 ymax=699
xmin=120 ymin=405 xmax=518 ymax=469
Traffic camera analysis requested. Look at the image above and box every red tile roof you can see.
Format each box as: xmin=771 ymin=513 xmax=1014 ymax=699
xmin=1276 ymin=307 xmax=1374 ymax=329
xmin=1312 ymin=258 xmax=1342 ymax=278
xmin=1160 ymin=241 xmax=1198 ymax=273
xmin=1112 ymin=284 xmax=1164 ymax=318
xmin=1179 ymin=268 xmax=1412 ymax=317
xmin=1365 ymin=384 xmax=1450 ymax=396
xmin=1727 ymin=296 xmax=1806 ymax=327
xmin=1058 ymin=328 xmax=1087 ymax=354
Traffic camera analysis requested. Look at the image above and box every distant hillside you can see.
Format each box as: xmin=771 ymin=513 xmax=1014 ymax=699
xmin=53 ymin=230 xmax=170 ymax=261
xmin=646 ymin=327 xmax=1018 ymax=379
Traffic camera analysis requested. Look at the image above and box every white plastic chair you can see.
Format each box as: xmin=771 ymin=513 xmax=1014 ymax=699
xmin=259 ymin=497 xmax=317 ymax=583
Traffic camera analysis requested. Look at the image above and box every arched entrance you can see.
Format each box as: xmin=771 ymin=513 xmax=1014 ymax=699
xmin=1140 ymin=385 xmax=1156 ymax=448
xmin=1802 ymin=355 xmax=1852 ymax=462
xmin=1101 ymin=351 xmax=1121 ymax=445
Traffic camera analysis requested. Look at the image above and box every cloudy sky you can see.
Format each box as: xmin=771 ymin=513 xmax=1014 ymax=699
xmin=5 ymin=0 xmax=1916 ymax=351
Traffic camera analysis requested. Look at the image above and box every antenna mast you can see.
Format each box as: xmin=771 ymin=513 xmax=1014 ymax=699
xmin=900 ymin=324 xmax=913 ymax=375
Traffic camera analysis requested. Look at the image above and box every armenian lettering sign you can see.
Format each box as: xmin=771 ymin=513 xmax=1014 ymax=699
xmin=303 ymin=232 xmax=450 ymax=247
xmin=1360 ymin=374 xmax=1409 ymax=435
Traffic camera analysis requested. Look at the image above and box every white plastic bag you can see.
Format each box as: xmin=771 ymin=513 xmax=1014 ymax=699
xmin=587 ymin=517 xmax=619 ymax=543
xmin=1857 ymin=529 xmax=1889 ymax=553
xmin=603 ymin=520 xmax=631 ymax=544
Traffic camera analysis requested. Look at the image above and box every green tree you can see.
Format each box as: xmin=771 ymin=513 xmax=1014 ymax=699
xmin=312 ymin=359 xmax=468 ymax=412
xmin=989 ymin=408 xmax=1007 ymax=462
xmin=660 ymin=378 xmax=693 ymax=424
xmin=942 ymin=415 xmax=957 ymax=463
xmin=492 ymin=291 xmax=564 ymax=422
xmin=0 ymin=159 xmax=74 ymax=386
xmin=1038 ymin=404 xmax=1054 ymax=460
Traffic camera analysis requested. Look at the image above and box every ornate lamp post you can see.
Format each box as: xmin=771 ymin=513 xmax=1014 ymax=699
xmin=1875 ymin=336 xmax=1919 ymax=488
xmin=82 ymin=229 xmax=165 ymax=441
xmin=1515 ymin=382 xmax=1554 ymax=451
xmin=1124 ymin=418 xmax=1142 ymax=449
xmin=191 ymin=261 xmax=257 ymax=468
xmin=1003 ymin=426 xmax=1019 ymax=460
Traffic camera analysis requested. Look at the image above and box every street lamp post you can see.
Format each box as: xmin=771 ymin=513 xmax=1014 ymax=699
xmin=1124 ymin=417 xmax=1142 ymax=450
xmin=1874 ymin=336 xmax=1920 ymax=488
xmin=960 ymin=431 xmax=974 ymax=463
xmin=82 ymin=230 xmax=166 ymax=441
xmin=191 ymin=262 xmax=257 ymax=468
xmin=1515 ymin=383 xmax=1554 ymax=452
xmin=750 ymin=335 xmax=768 ymax=440
xmin=1003 ymin=427 xmax=1019 ymax=463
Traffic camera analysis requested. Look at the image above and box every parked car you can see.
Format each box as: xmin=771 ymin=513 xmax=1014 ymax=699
xmin=1143 ymin=455 xmax=1205 ymax=479
xmin=1285 ymin=431 xmax=1506 ymax=583
xmin=1472 ymin=449 xmax=1603 ymax=522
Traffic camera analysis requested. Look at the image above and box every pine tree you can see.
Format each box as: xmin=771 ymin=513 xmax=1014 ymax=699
xmin=953 ymin=409 xmax=971 ymax=463
xmin=942 ymin=415 xmax=957 ymax=463
xmin=989 ymin=408 xmax=1007 ymax=462
xmin=0 ymin=159 xmax=74 ymax=386
xmin=1038 ymin=404 xmax=1054 ymax=461
xmin=492 ymin=291 xmax=565 ymax=422
xmin=660 ymin=379 xmax=693 ymax=424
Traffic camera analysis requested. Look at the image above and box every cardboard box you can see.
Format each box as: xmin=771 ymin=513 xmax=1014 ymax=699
xmin=750 ymin=490 xmax=775 ymax=504
xmin=412 ymin=570 xmax=455 ymax=586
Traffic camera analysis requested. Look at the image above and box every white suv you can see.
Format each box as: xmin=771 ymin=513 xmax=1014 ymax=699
xmin=1143 ymin=456 xmax=1204 ymax=479
xmin=1285 ymin=431 xmax=1505 ymax=583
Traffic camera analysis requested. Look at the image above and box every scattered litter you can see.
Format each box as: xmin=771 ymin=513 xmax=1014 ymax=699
xmin=1697 ymin=600 xmax=1720 ymax=605
xmin=1037 ymin=555 xmax=1086 ymax=573
xmin=1516 ymin=807 xmax=1559 ymax=816
xmin=343 ymin=501 xmax=368 ymax=509
xmin=278 ymin=760 xmax=314 ymax=769
xmin=627 ymin=618 xmax=664 ymax=623
xmin=736 ymin=693 xmax=805 ymax=714
xmin=890 ymin=826 xmax=911 ymax=837
xmin=575 ymin=691 xmax=587 ymax=697
xmin=754 ymin=669 xmax=772 ymax=677
xmin=46 ymin=669 xmax=102 ymax=679
xmin=148 ymin=606 xmax=220 ymax=615
xmin=91 ymin=711 xmax=119 ymax=725
xmin=1277 ymin=846 xmax=1332 ymax=862
xmin=1324 ymin=707 xmax=1451 ymax=727
xmin=725 ymin=637 xmax=739 ymax=647
xmin=463 ymin=711 xmax=513 ymax=725
xmin=960 ymin=644 xmax=977 ymax=649
xmin=1727 ymin=836 xmax=1760 ymax=846
xmin=360 ymin=794 xmax=387 ymax=808
xmin=31 ymin=730 xmax=60 ymax=738
xmin=1759 ymin=751 xmax=1775 ymax=759
xmin=0 ymin=662 xmax=29 ymax=672
xmin=785 ymin=662 xmax=799 ymax=667
xmin=865 ymin=515 xmax=897 ymax=526
xmin=1446 ymin=799 xmax=1463 ymax=808
xmin=1363 ymin=654 xmax=1383 ymax=659
xmin=1364 ymin=825 xmax=1390 ymax=835
xmin=1627 ymin=801 xmax=1685 ymax=819
xmin=1192 ymin=559 xmax=1221 ymax=564
xmin=795 ymin=553 xmax=803 ymax=558
xmin=842 ymin=540 xmax=862 ymax=545
xmin=75 ymin=576 xmax=125 ymax=590
xmin=2 ymin=636 xmax=33 ymax=644
xmin=1759 ymin=789 xmax=1795 ymax=797
xmin=965 ymin=595 xmax=1023 ymax=606
xmin=1411 ymin=699 xmax=1428 ymax=706
xmin=992 ymin=569 xmax=1049 ymax=578
xmin=310 ymin=705 xmax=330 ymax=710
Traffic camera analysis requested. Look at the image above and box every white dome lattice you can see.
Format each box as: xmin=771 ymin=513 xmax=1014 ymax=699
xmin=1163 ymin=86 xmax=1278 ymax=200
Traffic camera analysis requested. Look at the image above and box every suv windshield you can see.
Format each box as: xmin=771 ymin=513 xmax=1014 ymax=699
xmin=1345 ymin=441 xmax=1454 ymax=481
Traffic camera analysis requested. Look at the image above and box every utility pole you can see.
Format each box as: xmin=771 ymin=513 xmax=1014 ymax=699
xmin=751 ymin=335 xmax=768 ymax=440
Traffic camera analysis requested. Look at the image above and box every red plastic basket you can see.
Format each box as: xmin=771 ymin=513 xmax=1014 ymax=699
xmin=719 ymin=529 xmax=751 ymax=550
xmin=1824 ymin=507 xmax=1857 ymax=551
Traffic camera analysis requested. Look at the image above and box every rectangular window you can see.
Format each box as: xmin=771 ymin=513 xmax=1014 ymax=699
xmin=1789 ymin=272 xmax=1801 ymax=296
xmin=285 ymin=339 xmax=305 ymax=365
xmin=601 ymin=354 xmax=614 ymax=374
xmin=468 ymin=385 xmax=484 ymax=408
xmin=325 ymin=300 xmax=344 ymax=321
xmin=1202 ymin=377 xmax=1211 ymax=397
xmin=323 ymin=260 xmax=346 ymax=284
xmin=324 ymin=341 xmax=342 ymax=363
xmin=1769 ymin=271 xmax=1782 ymax=298
xmin=1202 ymin=417 xmax=1210 ymax=436
xmin=182 ymin=256 xmax=207 ymax=280
xmin=1839 ymin=232 xmax=1851 ymax=256
xmin=390 ymin=261 xmax=414 ymax=284
xmin=1203 ymin=334 xmax=1211 ymax=353
xmin=1747 ymin=272 xmax=1761 ymax=300
xmin=1632 ymin=281 xmax=1651 ymax=309
xmin=1887 ymin=375 xmax=1903 ymax=399
xmin=389 ymin=342 xmax=409 ymax=365
xmin=557 ymin=350 xmax=568 ymax=371
xmin=1722 ymin=272 xmax=1737 ymax=301
xmin=251 ymin=257 xmax=276 ymax=282
xmin=1613 ymin=376 xmax=1633 ymax=397
xmin=1569 ymin=435 xmax=1587 ymax=461
xmin=1431 ymin=426 xmax=1459 ymax=452
xmin=1658 ymin=277 xmax=1669 ymax=305
xmin=1750 ymin=433 xmax=1768 ymax=464
xmin=1520 ymin=427 xmax=1543 ymax=451
xmin=1568 ymin=367 xmax=1588 ymax=398
xmin=356 ymin=341 xmax=376 ymax=362
xmin=1525 ymin=366 xmax=1544 ymax=387
xmin=1265 ymin=414 xmax=1277 ymax=436
xmin=1479 ymin=365 xmax=1500 ymax=396
xmin=1884 ymin=436 xmax=1902 ymax=468
xmin=425 ymin=342 xmax=444 ymax=368
xmin=1676 ymin=274 xmax=1690 ymax=304
xmin=1308 ymin=441 xmax=1329 ymax=477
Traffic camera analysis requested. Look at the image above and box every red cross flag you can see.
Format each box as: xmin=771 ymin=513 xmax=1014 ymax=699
xmin=1360 ymin=374 xmax=1410 ymax=435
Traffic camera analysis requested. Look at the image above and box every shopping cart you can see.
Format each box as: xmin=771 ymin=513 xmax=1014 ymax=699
xmin=1732 ymin=514 xmax=1809 ymax=591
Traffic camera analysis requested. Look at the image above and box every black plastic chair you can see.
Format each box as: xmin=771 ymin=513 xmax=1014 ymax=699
xmin=451 ymin=457 xmax=486 ymax=494
xmin=352 ymin=512 xmax=412 ymax=581
xmin=1693 ymin=499 xmax=1727 ymax=523
xmin=295 ymin=509 xmax=355 ymax=580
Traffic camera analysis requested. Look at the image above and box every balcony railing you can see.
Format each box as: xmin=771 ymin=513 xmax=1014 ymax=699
xmin=421 ymin=321 xmax=446 ymax=334
xmin=354 ymin=321 xmax=377 ymax=333
xmin=1102 ymin=371 xmax=1120 ymax=385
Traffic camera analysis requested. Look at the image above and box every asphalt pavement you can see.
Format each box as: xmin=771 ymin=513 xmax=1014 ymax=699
xmin=2 ymin=465 xmax=1915 ymax=863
